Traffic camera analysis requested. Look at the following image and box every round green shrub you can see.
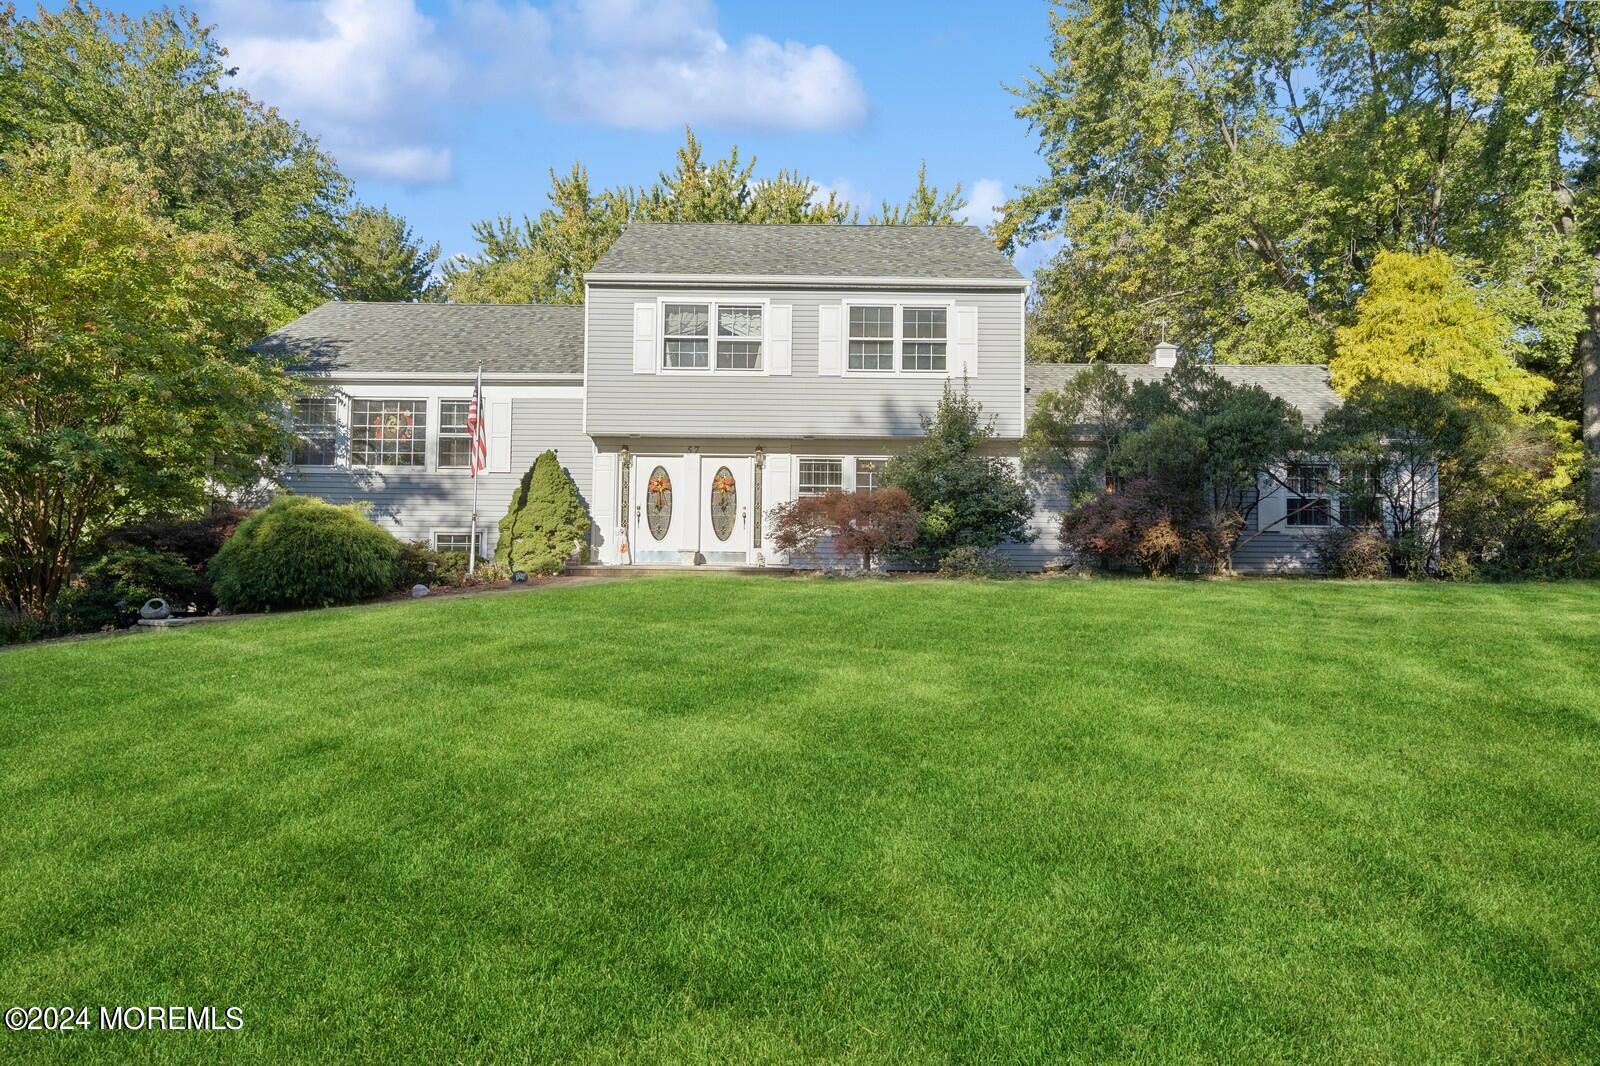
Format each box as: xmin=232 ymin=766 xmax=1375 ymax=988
xmin=209 ymin=496 xmax=401 ymax=612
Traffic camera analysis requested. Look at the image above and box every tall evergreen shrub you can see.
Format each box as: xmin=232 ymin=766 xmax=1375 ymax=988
xmin=496 ymin=450 xmax=591 ymax=574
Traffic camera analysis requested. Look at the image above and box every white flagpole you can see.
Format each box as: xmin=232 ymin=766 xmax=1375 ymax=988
xmin=468 ymin=364 xmax=482 ymax=576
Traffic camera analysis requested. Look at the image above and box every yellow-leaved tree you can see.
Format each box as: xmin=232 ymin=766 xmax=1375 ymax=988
xmin=1331 ymin=250 xmax=1551 ymax=413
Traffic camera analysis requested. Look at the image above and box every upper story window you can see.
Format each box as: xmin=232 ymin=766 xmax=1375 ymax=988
xmin=1285 ymin=462 xmax=1331 ymax=527
xmin=848 ymin=306 xmax=895 ymax=371
xmin=438 ymin=400 xmax=473 ymax=469
xmin=846 ymin=303 xmax=951 ymax=373
xmin=351 ymin=398 xmax=427 ymax=467
xmin=663 ymin=303 xmax=710 ymax=369
xmin=292 ymin=396 xmax=337 ymax=466
xmin=662 ymin=302 xmax=763 ymax=371
xmin=901 ymin=307 xmax=947 ymax=371
xmin=716 ymin=306 xmax=763 ymax=369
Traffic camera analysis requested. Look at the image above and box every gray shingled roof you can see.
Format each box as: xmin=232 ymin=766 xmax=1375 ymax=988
xmin=587 ymin=223 xmax=1026 ymax=283
xmin=1025 ymin=362 xmax=1340 ymax=424
xmin=255 ymin=302 xmax=584 ymax=376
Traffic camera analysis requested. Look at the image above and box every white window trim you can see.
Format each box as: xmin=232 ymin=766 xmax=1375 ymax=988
xmin=795 ymin=455 xmax=845 ymax=497
xmin=1275 ymin=460 xmax=1336 ymax=534
xmin=793 ymin=454 xmax=893 ymax=497
xmin=841 ymin=299 xmax=956 ymax=378
xmin=431 ymin=529 xmax=486 ymax=554
xmin=655 ymin=295 xmax=772 ymax=375
xmin=436 ymin=396 xmax=474 ymax=472
xmin=290 ymin=395 xmax=341 ymax=469
xmin=848 ymin=455 xmax=889 ymax=493
xmin=349 ymin=396 xmax=430 ymax=471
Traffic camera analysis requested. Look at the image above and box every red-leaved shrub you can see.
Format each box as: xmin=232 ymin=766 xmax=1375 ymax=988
xmin=1059 ymin=478 xmax=1238 ymax=575
xmin=769 ymin=488 xmax=920 ymax=570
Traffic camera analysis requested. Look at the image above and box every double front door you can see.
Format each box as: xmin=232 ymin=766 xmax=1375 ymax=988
xmin=632 ymin=455 xmax=755 ymax=563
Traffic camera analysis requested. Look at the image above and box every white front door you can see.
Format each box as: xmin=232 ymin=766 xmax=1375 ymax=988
xmin=699 ymin=456 xmax=754 ymax=563
xmin=633 ymin=456 xmax=684 ymax=562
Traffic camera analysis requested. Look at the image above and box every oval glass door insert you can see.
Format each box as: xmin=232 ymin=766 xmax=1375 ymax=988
xmin=646 ymin=466 xmax=672 ymax=540
xmin=709 ymin=466 xmax=737 ymax=541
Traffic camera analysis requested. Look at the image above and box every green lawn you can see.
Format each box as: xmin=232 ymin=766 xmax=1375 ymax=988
xmin=2 ymin=577 xmax=1597 ymax=1062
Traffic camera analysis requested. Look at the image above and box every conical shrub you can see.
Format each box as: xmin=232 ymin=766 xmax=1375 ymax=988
xmin=496 ymin=450 xmax=591 ymax=574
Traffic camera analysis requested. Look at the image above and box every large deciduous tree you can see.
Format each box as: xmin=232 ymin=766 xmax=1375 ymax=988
xmin=1002 ymin=0 xmax=1600 ymax=539
xmin=329 ymin=205 xmax=442 ymax=303
xmin=442 ymin=128 xmax=969 ymax=304
xmin=0 ymin=2 xmax=351 ymax=324
xmin=0 ymin=144 xmax=292 ymax=616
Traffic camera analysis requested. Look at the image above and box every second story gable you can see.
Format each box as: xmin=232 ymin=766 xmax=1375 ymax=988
xmin=582 ymin=223 xmax=1030 ymax=440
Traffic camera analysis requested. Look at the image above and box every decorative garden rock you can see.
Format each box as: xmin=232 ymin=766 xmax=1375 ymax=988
xmin=139 ymin=598 xmax=171 ymax=620
xmin=410 ymin=584 xmax=430 ymax=598
xmin=512 ymin=571 xmax=528 ymax=583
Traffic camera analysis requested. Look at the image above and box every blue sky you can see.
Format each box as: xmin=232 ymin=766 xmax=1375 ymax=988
xmin=105 ymin=0 xmax=1059 ymax=273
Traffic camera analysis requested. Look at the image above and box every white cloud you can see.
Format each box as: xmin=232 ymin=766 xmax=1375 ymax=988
xmin=214 ymin=0 xmax=456 ymax=183
xmin=960 ymin=178 xmax=1006 ymax=231
xmin=202 ymin=0 xmax=867 ymax=184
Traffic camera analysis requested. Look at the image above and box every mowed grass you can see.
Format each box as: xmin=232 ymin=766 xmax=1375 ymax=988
xmin=1 ymin=577 xmax=1598 ymax=1063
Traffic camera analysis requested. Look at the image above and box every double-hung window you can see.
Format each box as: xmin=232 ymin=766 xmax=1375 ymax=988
xmin=1339 ymin=463 xmax=1382 ymax=526
xmin=351 ymin=399 xmax=427 ymax=467
xmin=901 ymin=307 xmax=947 ymax=371
xmin=663 ymin=302 xmax=763 ymax=371
xmin=716 ymin=305 xmax=763 ymax=369
xmin=846 ymin=304 xmax=949 ymax=373
xmin=438 ymin=400 xmax=473 ymax=469
xmin=848 ymin=306 xmax=896 ymax=371
xmin=854 ymin=458 xmax=886 ymax=494
xmin=798 ymin=458 xmax=844 ymax=497
xmin=292 ymin=396 xmax=338 ymax=466
xmin=1285 ymin=462 xmax=1331 ymax=527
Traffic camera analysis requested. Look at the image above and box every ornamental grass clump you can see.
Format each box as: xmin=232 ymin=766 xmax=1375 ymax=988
xmin=209 ymin=496 xmax=400 ymax=612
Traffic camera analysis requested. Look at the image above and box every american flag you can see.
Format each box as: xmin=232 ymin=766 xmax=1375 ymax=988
xmin=466 ymin=366 xmax=488 ymax=475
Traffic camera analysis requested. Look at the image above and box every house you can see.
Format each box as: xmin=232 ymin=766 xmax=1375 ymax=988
xmin=255 ymin=222 xmax=1352 ymax=572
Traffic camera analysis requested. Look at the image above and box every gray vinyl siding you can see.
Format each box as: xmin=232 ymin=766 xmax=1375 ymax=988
xmin=1001 ymin=449 xmax=1324 ymax=574
xmin=584 ymin=284 xmax=1025 ymax=439
xmin=1001 ymin=456 xmax=1072 ymax=571
xmin=281 ymin=394 xmax=592 ymax=551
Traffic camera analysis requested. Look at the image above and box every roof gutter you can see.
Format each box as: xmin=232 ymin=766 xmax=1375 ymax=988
xmin=585 ymin=272 xmax=1028 ymax=291
xmin=288 ymin=369 xmax=584 ymax=384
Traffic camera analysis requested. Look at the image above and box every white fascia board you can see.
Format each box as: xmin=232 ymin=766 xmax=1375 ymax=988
xmin=290 ymin=370 xmax=583 ymax=385
xmin=586 ymin=272 xmax=1028 ymax=291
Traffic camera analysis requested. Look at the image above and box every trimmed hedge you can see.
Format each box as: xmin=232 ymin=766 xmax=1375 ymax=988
xmin=209 ymin=496 xmax=401 ymax=612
